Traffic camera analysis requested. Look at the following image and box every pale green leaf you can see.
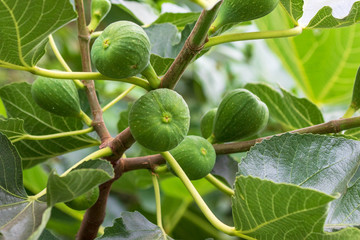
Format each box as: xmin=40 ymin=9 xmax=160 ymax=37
xmin=245 ymin=83 xmax=324 ymax=130
xmin=0 ymin=133 xmax=50 ymax=239
xmin=152 ymin=12 xmax=200 ymax=28
xmin=97 ymin=211 xmax=173 ymax=240
xmin=256 ymin=6 xmax=360 ymax=104
xmin=0 ymin=0 xmax=77 ymax=67
xmin=280 ymin=0 xmax=360 ymax=28
xmin=0 ymin=83 xmax=99 ymax=168
xmin=46 ymin=159 xmax=114 ymax=206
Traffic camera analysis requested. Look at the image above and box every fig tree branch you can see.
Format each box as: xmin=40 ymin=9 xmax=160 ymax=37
xmin=121 ymin=115 xmax=360 ymax=170
xmin=160 ymin=1 xmax=222 ymax=89
xmin=75 ymin=0 xmax=112 ymax=145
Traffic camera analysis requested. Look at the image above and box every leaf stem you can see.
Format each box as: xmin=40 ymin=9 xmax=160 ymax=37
xmin=29 ymin=67 xmax=151 ymax=90
xmin=151 ymin=172 xmax=167 ymax=239
xmin=204 ymin=26 xmax=303 ymax=48
xmin=79 ymin=110 xmax=93 ymax=126
xmin=160 ymin=151 xmax=239 ymax=236
xmin=102 ymin=85 xmax=136 ymax=112
xmin=90 ymin=31 xmax=103 ymax=39
xmin=34 ymin=147 xmax=113 ymax=199
xmin=343 ymin=106 xmax=356 ymax=118
xmin=142 ymin=64 xmax=161 ymax=89
xmin=48 ymin=35 xmax=85 ymax=89
xmin=11 ymin=127 xmax=94 ymax=143
xmin=205 ymin=174 xmax=234 ymax=196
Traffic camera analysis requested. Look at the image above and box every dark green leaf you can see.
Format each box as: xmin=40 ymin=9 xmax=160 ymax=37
xmin=0 ymin=83 xmax=99 ymax=168
xmin=97 ymin=211 xmax=172 ymax=240
xmin=232 ymin=176 xmax=360 ymax=239
xmin=0 ymin=133 xmax=51 ymax=239
xmin=0 ymin=0 xmax=77 ymax=67
xmin=245 ymin=83 xmax=324 ymax=130
xmin=238 ymin=133 xmax=360 ymax=230
xmin=47 ymin=159 xmax=114 ymax=206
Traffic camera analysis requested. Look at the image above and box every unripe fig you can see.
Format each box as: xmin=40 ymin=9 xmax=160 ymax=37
xmin=200 ymin=108 xmax=217 ymax=139
xmin=168 ymin=136 xmax=216 ymax=180
xmin=210 ymin=0 xmax=279 ymax=34
xmin=91 ymin=21 xmax=151 ymax=79
xmin=213 ymin=89 xmax=269 ymax=143
xmin=88 ymin=0 xmax=112 ymax=32
xmin=31 ymin=77 xmax=81 ymax=117
xmin=129 ymin=89 xmax=190 ymax=152
xmin=65 ymin=187 xmax=99 ymax=211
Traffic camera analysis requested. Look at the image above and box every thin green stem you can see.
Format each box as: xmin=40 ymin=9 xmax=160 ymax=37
xmin=151 ymin=172 xmax=167 ymax=239
xmin=343 ymin=106 xmax=356 ymax=118
xmin=34 ymin=147 xmax=113 ymax=199
xmin=154 ymin=165 xmax=168 ymax=174
xmin=205 ymin=174 xmax=234 ymax=196
xmin=205 ymin=26 xmax=303 ymax=49
xmin=29 ymin=67 xmax=151 ymax=90
xmin=102 ymin=85 xmax=136 ymax=112
xmin=160 ymin=152 xmax=244 ymax=237
xmin=11 ymin=127 xmax=94 ymax=143
xmin=79 ymin=110 xmax=93 ymax=127
xmin=141 ymin=64 xmax=161 ymax=89
xmin=48 ymin=35 xmax=85 ymax=89
xmin=0 ymin=62 xmax=29 ymax=71
xmin=91 ymin=31 xmax=102 ymax=39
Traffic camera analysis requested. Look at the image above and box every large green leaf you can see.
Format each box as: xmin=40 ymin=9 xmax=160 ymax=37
xmin=257 ymin=6 xmax=360 ymax=104
xmin=232 ymin=176 xmax=360 ymax=239
xmin=47 ymin=159 xmax=114 ymax=206
xmin=144 ymin=22 xmax=194 ymax=76
xmin=152 ymin=12 xmax=200 ymax=29
xmin=0 ymin=133 xmax=50 ymax=239
xmin=280 ymin=0 xmax=360 ymax=28
xmin=238 ymin=133 xmax=360 ymax=229
xmin=0 ymin=0 xmax=77 ymax=67
xmin=0 ymin=83 xmax=99 ymax=168
xmin=97 ymin=211 xmax=173 ymax=240
xmin=245 ymin=83 xmax=324 ymax=130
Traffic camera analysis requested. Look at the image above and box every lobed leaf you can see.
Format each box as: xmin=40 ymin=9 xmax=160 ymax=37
xmin=0 ymin=82 xmax=99 ymax=168
xmin=97 ymin=211 xmax=173 ymax=240
xmin=46 ymin=159 xmax=114 ymax=206
xmin=257 ymin=6 xmax=360 ymax=104
xmin=0 ymin=0 xmax=77 ymax=67
xmin=238 ymin=133 xmax=360 ymax=231
xmin=0 ymin=133 xmax=50 ymax=239
xmin=280 ymin=0 xmax=360 ymax=28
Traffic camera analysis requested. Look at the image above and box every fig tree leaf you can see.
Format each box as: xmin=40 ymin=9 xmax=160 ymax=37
xmin=0 ymin=0 xmax=77 ymax=67
xmin=238 ymin=133 xmax=360 ymax=230
xmin=257 ymin=6 xmax=360 ymax=104
xmin=97 ymin=211 xmax=173 ymax=240
xmin=144 ymin=22 xmax=194 ymax=75
xmin=112 ymin=0 xmax=157 ymax=25
xmin=47 ymin=159 xmax=114 ymax=206
xmin=0 ymin=132 xmax=51 ymax=239
xmin=280 ymin=0 xmax=360 ymax=28
xmin=245 ymin=83 xmax=324 ymax=130
xmin=0 ymin=82 xmax=100 ymax=168
xmin=152 ymin=12 xmax=200 ymax=28
xmin=232 ymin=176 xmax=360 ymax=239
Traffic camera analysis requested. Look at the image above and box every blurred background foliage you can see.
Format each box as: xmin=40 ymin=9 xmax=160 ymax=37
xmin=0 ymin=0 xmax=359 ymax=239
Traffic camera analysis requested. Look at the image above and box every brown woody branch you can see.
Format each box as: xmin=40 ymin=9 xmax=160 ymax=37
xmin=74 ymin=0 xmax=112 ymax=145
xmin=160 ymin=1 xmax=222 ymax=89
xmin=118 ymin=116 xmax=360 ymax=170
